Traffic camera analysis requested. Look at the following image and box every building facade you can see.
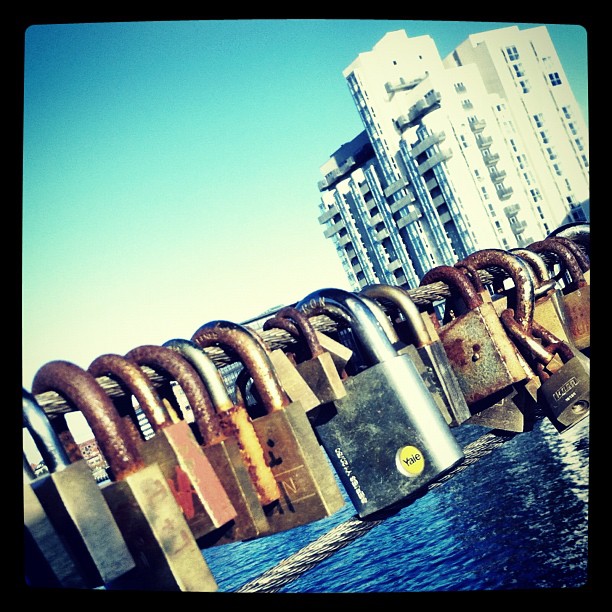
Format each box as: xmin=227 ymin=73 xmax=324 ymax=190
xmin=317 ymin=26 xmax=589 ymax=291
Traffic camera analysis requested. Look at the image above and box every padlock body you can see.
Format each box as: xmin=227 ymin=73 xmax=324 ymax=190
xmin=533 ymin=294 xmax=571 ymax=343
xmin=269 ymin=349 xmax=320 ymax=411
xmin=296 ymin=351 xmax=347 ymax=404
xmin=24 ymin=476 xmax=90 ymax=588
xmin=438 ymin=303 xmax=528 ymax=405
xmin=29 ymin=460 xmax=135 ymax=586
xmin=197 ymin=439 xmax=271 ymax=546
xmin=138 ymin=420 xmax=236 ymax=539
xmin=312 ymin=354 xmax=463 ymax=518
xmin=540 ymin=356 xmax=590 ymax=430
xmin=561 ymin=286 xmax=590 ymax=351
xmin=252 ymin=402 xmax=345 ymax=532
xmin=102 ymin=463 xmax=218 ymax=592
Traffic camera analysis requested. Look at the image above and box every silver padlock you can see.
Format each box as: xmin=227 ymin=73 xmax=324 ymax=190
xmin=361 ymin=284 xmax=471 ymax=427
xmin=297 ymin=288 xmax=464 ymax=518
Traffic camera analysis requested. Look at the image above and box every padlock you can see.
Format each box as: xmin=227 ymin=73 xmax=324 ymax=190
xmin=191 ymin=320 xmax=345 ymax=533
xmin=547 ymin=222 xmax=590 ymax=261
xmin=23 ymin=381 xmax=136 ymax=589
xmin=296 ymin=302 xmax=354 ymax=378
xmin=499 ymin=313 xmax=590 ymax=432
xmin=162 ymin=338 xmax=277 ymax=544
xmin=454 ymin=250 xmax=543 ymax=432
xmin=296 ymin=288 xmax=464 ymax=518
xmin=31 ymin=360 xmax=218 ymax=592
xmin=22 ymin=388 xmax=133 ymax=588
xmin=23 ymin=452 xmax=87 ymax=588
xmin=260 ymin=315 xmax=322 ymax=412
xmin=510 ymin=248 xmax=573 ymax=345
xmin=263 ymin=306 xmax=346 ymax=405
xmin=89 ymin=351 xmax=237 ymax=543
xmin=528 ymin=238 xmax=590 ymax=352
xmin=419 ymin=264 xmax=538 ymax=430
xmin=361 ymin=284 xmax=471 ymax=427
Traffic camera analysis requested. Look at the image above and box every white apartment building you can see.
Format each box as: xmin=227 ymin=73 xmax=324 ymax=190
xmin=317 ymin=26 xmax=589 ymax=291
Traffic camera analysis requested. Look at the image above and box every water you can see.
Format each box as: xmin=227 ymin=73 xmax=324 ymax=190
xmin=202 ymin=416 xmax=590 ymax=593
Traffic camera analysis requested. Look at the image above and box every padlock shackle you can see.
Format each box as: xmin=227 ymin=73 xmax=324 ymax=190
xmin=191 ymin=320 xmax=291 ymax=414
xmin=88 ymin=353 xmax=171 ymax=432
xmin=359 ymin=294 xmax=400 ymax=344
xmin=419 ymin=265 xmax=484 ymax=311
xmin=125 ymin=345 xmax=225 ymax=446
xmin=510 ymin=248 xmax=551 ymax=284
xmin=547 ymin=236 xmax=590 ymax=272
xmin=528 ymin=238 xmax=587 ymax=290
xmin=361 ymin=284 xmax=431 ymax=348
xmin=23 ymin=388 xmax=72 ymax=472
xmin=163 ymin=338 xmax=234 ymax=414
xmin=297 ymin=288 xmax=399 ymax=364
xmin=547 ymin=222 xmax=590 ymax=259
xmin=459 ymin=249 xmax=535 ymax=331
xmin=263 ymin=306 xmax=325 ymax=360
xmin=31 ymin=360 xmax=144 ymax=481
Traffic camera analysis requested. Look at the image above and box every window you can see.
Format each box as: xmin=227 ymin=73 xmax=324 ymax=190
xmin=533 ymin=113 xmax=544 ymax=128
xmin=540 ymin=130 xmax=549 ymax=144
xmin=506 ymin=45 xmax=519 ymax=61
xmin=512 ymin=63 xmax=525 ymax=77
xmin=574 ymin=138 xmax=584 ymax=152
xmin=553 ymin=163 xmax=562 ymax=176
xmin=519 ymin=80 xmax=530 ymax=93
xmin=562 ymin=106 xmax=572 ymax=119
xmin=548 ymin=72 xmax=562 ymax=86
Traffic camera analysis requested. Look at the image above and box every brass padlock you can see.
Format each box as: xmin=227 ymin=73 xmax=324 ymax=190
xmin=191 ymin=320 xmax=345 ymax=533
xmin=263 ymin=306 xmax=346 ymax=405
xmin=419 ymin=264 xmax=537 ymax=427
xmin=23 ymin=388 xmax=135 ymax=588
xmin=23 ymin=453 xmax=88 ymax=588
xmin=89 ymin=351 xmax=237 ymax=543
xmin=528 ymin=238 xmax=590 ymax=352
xmin=296 ymin=288 xmax=464 ymax=518
xmin=32 ymin=360 xmax=218 ymax=592
xmin=361 ymin=283 xmax=471 ymax=427
xmin=510 ymin=248 xmax=573 ymax=344
xmin=260 ymin=315 xmax=321 ymax=412
xmin=162 ymin=338 xmax=277 ymax=544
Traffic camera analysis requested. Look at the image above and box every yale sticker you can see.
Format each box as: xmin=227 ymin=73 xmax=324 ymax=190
xmin=396 ymin=445 xmax=425 ymax=477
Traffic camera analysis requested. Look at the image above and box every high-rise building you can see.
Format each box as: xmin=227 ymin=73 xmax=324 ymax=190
xmin=317 ymin=26 xmax=589 ymax=291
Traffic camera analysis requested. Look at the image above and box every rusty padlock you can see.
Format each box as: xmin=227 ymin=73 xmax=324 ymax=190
xmin=419 ymin=264 xmax=538 ymax=431
xmin=361 ymin=284 xmax=471 ymax=427
xmin=23 ymin=387 xmax=135 ymax=588
xmin=528 ymin=237 xmax=590 ymax=353
xmin=163 ymin=338 xmax=278 ymax=544
xmin=548 ymin=222 xmax=590 ymax=260
xmin=454 ymin=250 xmax=543 ymax=431
xmin=89 ymin=351 xmax=237 ymax=543
xmin=263 ymin=306 xmax=346 ymax=405
xmin=191 ymin=320 xmax=345 ymax=533
xmin=31 ymin=360 xmax=218 ymax=592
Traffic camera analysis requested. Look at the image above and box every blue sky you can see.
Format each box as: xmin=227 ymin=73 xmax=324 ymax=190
xmin=22 ymin=19 xmax=589 ymax=406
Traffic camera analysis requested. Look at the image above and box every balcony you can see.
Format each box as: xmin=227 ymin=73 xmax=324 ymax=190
xmin=390 ymin=192 xmax=414 ymax=213
xmin=489 ymin=169 xmax=507 ymax=183
xmin=483 ymin=152 xmax=500 ymax=166
xmin=417 ymin=148 xmax=453 ymax=174
xmin=323 ymin=219 xmax=345 ymax=238
xmin=511 ymin=219 xmax=527 ymax=235
xmin=384 ymin=178 xmax=408 ymax=198
xmin=476 ymin=135 xmax=493 ymax=148
xmin=396 ymin=207 xmax=422 ymax=228
xmin=503 ymin=203 xmax=520 ymax=217
xmin=497 ymin=186 xmax=514 ymax=201
xmin=384 ymin=72 xmax=429 ymax=96
xmin=411 ymin=131 xmax=446 ymax=157
xmin=469 ymin=119 xmax=487 ymax=133
xmin=317 ymin=204 xmax=339 ymax=224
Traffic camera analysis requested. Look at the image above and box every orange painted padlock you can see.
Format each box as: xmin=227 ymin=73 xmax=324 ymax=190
xmin=191 ymin=320 xmax=345 ymax=533
xmin=162 ymin=338 xmax=278 ymax=544
xmin=32 ymin=360 xmax=218 ymax=592
xmin=89 ymin=351 xmax=237 ymax=543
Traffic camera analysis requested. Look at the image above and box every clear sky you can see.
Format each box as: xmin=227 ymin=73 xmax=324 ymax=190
xmin=22 ymin=18 xmax=589 ymax=413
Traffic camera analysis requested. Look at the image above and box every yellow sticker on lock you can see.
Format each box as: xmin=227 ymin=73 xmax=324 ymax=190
xmin=396 ymin=445 xmax=425 ymax=477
